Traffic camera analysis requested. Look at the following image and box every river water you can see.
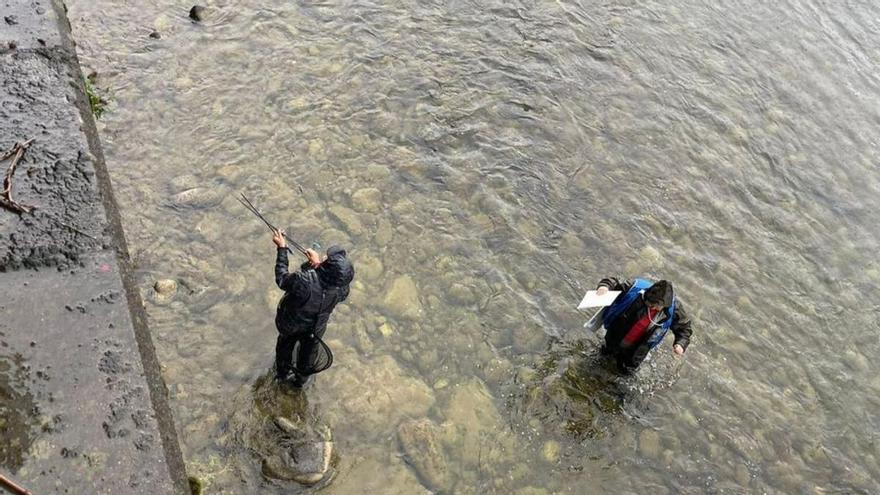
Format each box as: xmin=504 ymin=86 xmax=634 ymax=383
xmin=62 ymin=0 xmax=880 ymax=493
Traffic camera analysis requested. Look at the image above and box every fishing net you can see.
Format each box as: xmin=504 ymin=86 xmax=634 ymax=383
xmin=293 ymin=337 xmax=333 ymax=375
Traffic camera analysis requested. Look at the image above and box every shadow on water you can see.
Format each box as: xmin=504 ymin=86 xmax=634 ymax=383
xmin=0 ymin=340 xmax=38 ymax=472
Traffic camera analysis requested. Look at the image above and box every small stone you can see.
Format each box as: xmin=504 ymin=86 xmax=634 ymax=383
xmin=638 ymin=429 xmax=661 ymax=459
xmin=153 ymin=279 xmax=178 ymax=296
xmin=188 ymin=476 xmax=204 ymax=495
xmin=433 ymin=379 xmax=448 ymax=390
xmin=189 ymin=5 xmax=207 ymax=21
xmin=274 ymin=417 xmax=298 ymax=435
xmin=5 ymin=15 xmax=18 ymax=25
xmin=149 ymin=31 xmax=161 ymax=39
xmin=541 ymin=440 xmax=560 ymax=463
xmin=153 ymin=15 xmax=172 ymax=31
xmin=308 ymin=139 xmax=324 ymax=156
xmin=356 ymin=255 xmax=384 ymax=282
xmin=639 ymin=245 xmax=662 ymax=265
xmin=378 ymin=322 xmax=393 ymax=337
xmin=735 ymin=462 xmax=751 ymax=486
xmin=374 ymin=218 xmax=394 ymax=245
xmin=842 ymin=350 xmax=869 ymax=372
xmin=171 ymin=186 xmax=224 ymax=209
xmin=447 ymin=283 xmax=474 ymax=305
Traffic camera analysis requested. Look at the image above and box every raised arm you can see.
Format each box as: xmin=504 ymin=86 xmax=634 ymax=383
xmin=273 ymin=229 xmax=320 ymax=291
xmin=596 ymin=277 xmax=633 ymax=294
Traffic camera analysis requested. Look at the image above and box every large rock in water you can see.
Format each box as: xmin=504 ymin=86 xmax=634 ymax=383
xmin=225 ymin=375 xmax=336 ymax=486
xmin=398 ymin=419 xmax=451 ymax=493
xmin=382 ymin=275 xmax=422 ymax=319
xmin=440 ymin=379 xmax=517 ymax=467
xmin=262 ymin=417 xmax=333 ymax=484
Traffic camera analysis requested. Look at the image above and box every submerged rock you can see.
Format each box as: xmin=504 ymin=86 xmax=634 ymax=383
xmin=189 ymin=5 xmax=207 ymax=22
xmin=441 ymin=379 xmax=516 ymax=467
xmin=541 ymin=440 xmax=560 ymax=463
xmin=638 ymin=429 xmax=661 ymax=459
xmin=398 ymin=419 xmax=451 ymax=492
xmin=382 ymin=275 xmax=422 ymax=319
xmin=356 ymin=254 xmax=384 ymax=282
xmin=225 ymin=375 xmax=336 ymax=487
xmin=262 ymin=419 xmax=333 ymax=485
xmin=153 ymin=279 xmax=177 ymax=296
xmin=351 ymin=187 xmax=382 ymax=213
xmin=322 ymin=345 xmax=435 ymax=434
xmin=329 ymin=205 xmax=365 ymax=237
xmin=330 ymin=454 xmax=431 ymax=495
xmin=171 ymin=186 xmax=224 ymax=209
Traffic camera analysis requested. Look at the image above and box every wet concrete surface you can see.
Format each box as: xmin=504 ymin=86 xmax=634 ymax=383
xmin=1 ymin=1 xmax=188 ymax=493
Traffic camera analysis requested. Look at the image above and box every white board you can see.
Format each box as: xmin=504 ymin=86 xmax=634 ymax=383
xmin=576 ymin=290 xmax=621 ymax=309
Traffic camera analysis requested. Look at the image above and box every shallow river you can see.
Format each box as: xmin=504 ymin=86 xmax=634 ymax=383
xmin=59 ymin=0 xmax=880 ymax=493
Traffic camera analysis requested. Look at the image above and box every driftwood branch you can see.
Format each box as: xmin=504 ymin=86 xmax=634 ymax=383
xmin=1 ymin=138 xmax=36 ymax=214
xmin=0 ymin=473 xmax=35 ymax=495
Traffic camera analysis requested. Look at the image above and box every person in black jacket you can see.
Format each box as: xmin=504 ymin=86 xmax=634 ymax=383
xmin=595 ymin=277 xmax=692 ymax=374
xmin=272 ymin=229 xmax=354 ymax=387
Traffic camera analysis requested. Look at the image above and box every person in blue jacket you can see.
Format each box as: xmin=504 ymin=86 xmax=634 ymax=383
xmin=595 ymin=277 xmax=692 ymax=374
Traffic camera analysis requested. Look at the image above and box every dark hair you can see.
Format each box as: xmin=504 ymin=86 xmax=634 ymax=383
xmin=644 ymin=280 xmax=673 ymax=306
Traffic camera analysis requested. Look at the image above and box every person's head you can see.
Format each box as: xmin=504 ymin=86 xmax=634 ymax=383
xmin=316 ymin=245 xmax=354 ymax=287
xmin=644 ymin=280 xmax=674 ymax=311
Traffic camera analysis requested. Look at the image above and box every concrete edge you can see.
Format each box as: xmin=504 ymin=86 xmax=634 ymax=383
xmin=48 ymin=2 xmax=191 ymax=493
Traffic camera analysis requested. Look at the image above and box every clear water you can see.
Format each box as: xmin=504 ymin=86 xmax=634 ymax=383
xmin=65 ymin=0 xmax=880 ymax=493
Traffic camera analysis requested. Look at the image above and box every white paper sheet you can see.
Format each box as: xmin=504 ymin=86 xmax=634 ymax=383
xmin=577 ymin=290 xmax=621 ymax=309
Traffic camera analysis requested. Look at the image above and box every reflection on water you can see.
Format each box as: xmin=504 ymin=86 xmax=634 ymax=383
xmin=66 ymin=0 xmax=880 ymax=493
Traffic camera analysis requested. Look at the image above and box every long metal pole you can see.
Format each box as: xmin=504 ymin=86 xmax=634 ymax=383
xmin=238 ymin=193 xmax=308 ymax=255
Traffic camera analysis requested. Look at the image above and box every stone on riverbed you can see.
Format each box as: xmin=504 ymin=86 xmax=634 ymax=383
xmin=356 ymin=254 xmax=384 ymax=282
xmin=541 ymin=440 xmax=560 ymax=463
xmin=351 ymin=187 xmax=383 ymax=213
xmin=322 ymin=345 xmax=435 ymax=434
xmin=153 ymin=279 xmax=177 ymax=296
xmin=328 ymin=205 xmax=364 ymax=236
xmin=398 ymin=418 xmax=451 ymax=492
xmin=225 ymin=375 xmax=336 ymax=487
xmin=382 ymin=275 xmax=422 ymax=319
xmin=638 ymin=428 xmax=661 ymax=459
xmin=189 ymin=5 xmax=207 ymax=22
xmin=262 ymin=419 xmax=333 ymax=485
xmin=330 ymin=452 xmax=431 ymax=495
xmin=440 ymin=379 xmax=516 ymax=467
xmin=171 ymin=186 xmax=224 ymax=209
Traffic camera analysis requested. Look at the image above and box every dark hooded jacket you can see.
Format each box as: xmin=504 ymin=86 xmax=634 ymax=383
xmin=274 ymin=246 xmax=354 ymax=336
xmin=598 ymin=277 xmax=692 ymax=372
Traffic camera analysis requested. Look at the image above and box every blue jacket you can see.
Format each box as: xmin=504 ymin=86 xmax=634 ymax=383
xmin=598 ymin=277 xmax=693 ymax=372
